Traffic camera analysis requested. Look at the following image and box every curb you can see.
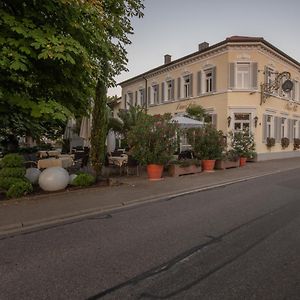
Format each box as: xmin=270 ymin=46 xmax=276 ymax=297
xmin=0 ymin=168 xmax=292 ymax=237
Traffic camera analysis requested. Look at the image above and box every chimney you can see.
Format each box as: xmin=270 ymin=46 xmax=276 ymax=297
xmin=164 ymin=54 xmax=172 ymax=64
xmin=198 ymin=42 xmax=209 ymax=51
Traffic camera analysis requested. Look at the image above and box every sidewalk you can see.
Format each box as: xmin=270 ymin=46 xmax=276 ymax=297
xmin=1 ymin=157 xmax=300 ymax=234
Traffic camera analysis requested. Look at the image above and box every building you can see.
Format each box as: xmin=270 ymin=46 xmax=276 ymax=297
xmin=119 ymin=36 xmax=300 ymax=160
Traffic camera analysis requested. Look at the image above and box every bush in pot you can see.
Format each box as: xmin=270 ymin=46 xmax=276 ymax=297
xmin=229 ymin=130 xmax=256 ymax=166
xmin=128 ymin=113 xmax=179 ymax=180
xmin=187 ymin=125 xmax=225 ymax=171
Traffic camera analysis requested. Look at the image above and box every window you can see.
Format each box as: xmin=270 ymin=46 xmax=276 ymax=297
xmin=151 ymin=85 xmax=159 ymax=105
xmin=266 ymin=115 xmax=274 ymax=138
xmin=281 ymin=118 xmax=287 ymax=138
xmin=166 ymin=80 xmax=174 ymax=101
xmin=229 ymin=62 xmax=257 ymax=90
xmin=127 ymin=92 xmax=133 ymax=106
xmin=236 ymin=63 xmax=250 ymax=89
xmin=139 ymin=89 xmax=145 ymax=106
xmin=293 ymin=120 xmax=298 ymax=139
xmin=183 ymin=75 xmax=191 ymax=98
xmin=233 ymin=113 xmax=251 ymax=133
xmin=205 ymin=69 xmax=213 ymax=93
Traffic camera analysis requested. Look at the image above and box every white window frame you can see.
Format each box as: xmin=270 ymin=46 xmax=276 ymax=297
xmin=233 ymin=113 xmax=251 ymax=134
xmin=293 ymin=120 xmax=298 ymax=139
xmin=127 ymin=92 xmax=133 ymax=106
xmin=294 ymin=81 xmax=300 ymax=102
xmin=281 ymin=117 xmax=287 ymax=138
xmin=138 ymin=89 xmax=144 ymax=106
xmin=151 ymin=85 xmax=158 ymax=105
xmin=266 ymin=115 xmax=274 ymax=138
xmin=183 ymin=75 xmax=190 ymax=98
xmin=204 ymin=68 xmax=213 ymax=93
xmin=166 ymin=80 xmax=173 ymax=101
xmin=236 ymin=62 xmax=250 ymax=89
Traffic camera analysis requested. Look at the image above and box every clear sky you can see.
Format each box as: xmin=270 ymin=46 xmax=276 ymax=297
xmin=108 ymin=0 xmax=300 ymax=97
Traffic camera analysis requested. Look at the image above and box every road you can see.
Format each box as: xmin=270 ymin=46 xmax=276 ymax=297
xmin=1 ymin=168 xmax=300 ymax=300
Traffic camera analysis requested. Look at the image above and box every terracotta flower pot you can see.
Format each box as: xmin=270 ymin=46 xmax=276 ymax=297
xmin=147 ymin=164 xmax=164 ymax=180
xmin=240 ymin=157 xmax=247 ymax=167
xmin=202 ymin=159 xmax=216 ymax=171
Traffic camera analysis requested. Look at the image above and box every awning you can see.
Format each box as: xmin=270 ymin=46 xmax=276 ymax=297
xmin=171 ymin=115 xmax=204 ymax=128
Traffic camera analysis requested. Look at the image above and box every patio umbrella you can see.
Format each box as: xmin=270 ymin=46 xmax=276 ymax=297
xmin=63 ymin=118 xmax=76 ymax=140
xmin=79 ymin=116 xmax=92 ymax=147
xmin=171 ymin=115 xmax=204 ymax=128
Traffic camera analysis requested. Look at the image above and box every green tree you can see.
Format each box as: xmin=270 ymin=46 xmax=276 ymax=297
xmin=0 ymin=0 xmax=144 ymax=145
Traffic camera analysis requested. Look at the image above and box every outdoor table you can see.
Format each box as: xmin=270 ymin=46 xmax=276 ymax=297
xmin=108 ymin=155 xmax=128 ymax=174
xmin=37 ymin=157 xmax=73 ymax=169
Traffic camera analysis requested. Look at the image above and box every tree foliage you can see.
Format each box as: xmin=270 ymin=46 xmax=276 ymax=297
xmin=0 ymin=0 xmax=144 ymax=140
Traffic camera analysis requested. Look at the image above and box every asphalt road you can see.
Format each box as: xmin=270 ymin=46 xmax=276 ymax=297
xmin=0 ymin=168 xmax=300 ymax=300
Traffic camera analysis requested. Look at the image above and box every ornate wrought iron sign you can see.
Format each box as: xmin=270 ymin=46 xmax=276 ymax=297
xmin=260 ymin=71 xmax=293 ymax=105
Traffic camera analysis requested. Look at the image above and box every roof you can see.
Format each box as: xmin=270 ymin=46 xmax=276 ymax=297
xmin=119 ymin=36 xmax=300 ymax=86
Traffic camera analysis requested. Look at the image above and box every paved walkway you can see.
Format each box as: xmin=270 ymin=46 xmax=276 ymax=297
xmin=1 ymin=158 xmax=300 ymax=234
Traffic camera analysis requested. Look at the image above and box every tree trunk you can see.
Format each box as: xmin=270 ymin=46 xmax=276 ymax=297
xmin=90 ymin=78 xmax=108 ymax=177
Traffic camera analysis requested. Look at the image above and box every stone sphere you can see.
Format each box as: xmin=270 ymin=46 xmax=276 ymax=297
xmin=39 ymin=167 xmax=69 ymax=192
xmin=25 ymin=168 xmax=41 ymax=184
xmin=69 ymin=174 xmax=77 ymax=185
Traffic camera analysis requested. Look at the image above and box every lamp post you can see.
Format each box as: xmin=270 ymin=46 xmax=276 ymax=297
xmin=260 ymin=71 xmax=293 ymax=105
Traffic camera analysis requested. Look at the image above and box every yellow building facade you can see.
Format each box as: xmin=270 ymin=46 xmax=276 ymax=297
xmin=120 ymin=36 xmax=300 ymax=160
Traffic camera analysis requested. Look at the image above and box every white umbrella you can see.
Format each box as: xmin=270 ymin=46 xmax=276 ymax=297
xmin=171 ymin=115 xmax=204 ymax=128
xmin=106 ymin=129 xmax=116 ymax=153
xmin=79 ymin=116 xmax=92 ymax=147
xmin=63 ymin=118 xmax=76 ymax=139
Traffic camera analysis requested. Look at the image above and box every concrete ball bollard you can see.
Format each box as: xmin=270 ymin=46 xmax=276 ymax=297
xmin=39 ymin=167 xmax=69 ymax=192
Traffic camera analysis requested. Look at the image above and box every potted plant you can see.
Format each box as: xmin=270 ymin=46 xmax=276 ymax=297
xmin=215 ymin=150 xmax=240 ymax=170
xmin=281 ymin=137 xmax=290 ymax=149
xmin=266 ymin=137 xmax=275 ymax=148
xmin=294 ymin=138 xmax=300 ymax=150
xmin=168 ymin=159 xmax=201 ymax=177
xmin=187 ymin=125 xmax=225 ymax=171
xmin=229 ymin=130 xmax=256 ymax=166
xmin=128 ymin=113 xmax=178 ymax=180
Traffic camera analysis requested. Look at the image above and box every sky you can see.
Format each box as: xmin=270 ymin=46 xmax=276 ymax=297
xmin=108 ymin=0 xmax=300 ymax=97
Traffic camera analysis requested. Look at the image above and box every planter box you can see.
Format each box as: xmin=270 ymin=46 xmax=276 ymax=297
xmin=168 ymin=164 xmax=202 ymax=177
xmin=215 ymin=159 xmax=240 ymax=170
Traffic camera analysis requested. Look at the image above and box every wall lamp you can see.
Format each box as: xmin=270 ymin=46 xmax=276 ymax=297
xmin=227 ymin=116 xmax=231 ymax=127
xmin=254 ymin=116 xmax=258 ymax=127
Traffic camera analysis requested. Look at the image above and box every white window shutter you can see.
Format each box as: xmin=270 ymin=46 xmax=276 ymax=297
xmin=212 ymin=66 xmax=217 ymax=92
xmin=251 ymin=62 xmax=258 ymax=89
xmin=189 ymin=74 xmax=193 ymax=97
xmin=197 ymin=71 xmax=202 ymax=95
xmin=262 ymin=114 xmax=267 ymax=143
xmin=274 ymin=117 xmax=281 ymax=143
xmin=161 ymin=82 xmax=165 ymax=102
xmin=177 ymin=77 xmax=181 ymax=99
xmin=229 ymin=63 xmax=235 ymax=89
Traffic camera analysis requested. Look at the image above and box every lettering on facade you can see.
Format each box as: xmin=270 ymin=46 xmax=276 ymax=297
xmin=176 ymin=101 xmax=196 ymax=111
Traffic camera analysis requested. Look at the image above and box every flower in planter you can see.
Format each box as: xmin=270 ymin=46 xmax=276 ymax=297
xmin=281 ymin=137 xmax=290 ymax=149
xmin=266 ymin=137 xmax=275 ymax=148
xmin=229 ymin=130 xmax=256 ymax=158
xmin=294 ymin=138 xmax=300 ymax=150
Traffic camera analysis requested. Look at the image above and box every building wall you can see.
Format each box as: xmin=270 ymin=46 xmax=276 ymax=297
xmin=120 ymin=40 xmax=300 ymax=160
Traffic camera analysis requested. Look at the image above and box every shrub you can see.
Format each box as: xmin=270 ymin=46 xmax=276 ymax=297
xmin=0 ymin=154 xmax=24 ymax=168
xmin=0 ymin=154 xmax=32 ymax=197
xmin=6 ymin=181 xmax=33 ymax=198
xmin=266 ymin=137 xmax=275 ymax=148
xmin=72 ymin=173 xmax=96 ymax=187
xmin=281 ymin=137 xmax=290 ymax=149
xmin=169 ymin=159 xmax=201 ymax=168
xmin=128 ymin=113 xmax=179 ymax=165
xmin=0 ymin=177 xmax=26 ymax=190
xmin=0 ymin=167 xmax=25 ymax=178
xmin=187 ymin=125 xmax=225 ymax=160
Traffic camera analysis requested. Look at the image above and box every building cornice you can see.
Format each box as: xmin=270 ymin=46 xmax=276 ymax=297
xmin=119 ymin=37 xmax=300 ymax=87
